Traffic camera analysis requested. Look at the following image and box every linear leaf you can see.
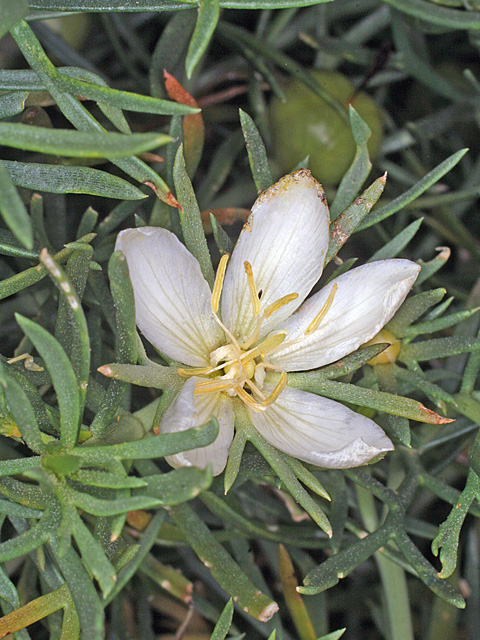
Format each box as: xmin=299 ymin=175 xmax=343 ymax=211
xmin=170 ymin=500 xmax=279 ymax=622
xmin=325 ymin=173 xmax=386 ymax=265
xmin=358 ymin=149 xmax=468 ymax=230
xmin=239 ymin=109 xmax=272 ymax=193
xmin=186 ymin=0 xmax=220 ymax=78
xmin=10 ymin=21 xmax=177 ymax=205
xmin=72 ymin=417 xmax=218 ymax=463
xmin=288 ymin=376 xmax=451 ymax=424
xmin=64 ymin=485 xmax=161 ymax=517
xmin=0 ymin=160 xmax=33 ymax=249
xmin=330 ymin=106 xmax=372 ymax=221
xmin=0 ymin=91 xmax=28 ymax=119
xmin=139 ymin=466 xmax=213 ymax=505
xmin=15 ymin=315 xmax=80 ymax=449
xmin=0 ymin=362 xmax=44 ymax=453
xmin=367 ymin=218 xmax=423 ymax=262
xmin=3 ymin=160 xmax=147 ymax=200
xmin=0 ymin=123 xmax=172 ymax=158
xmin=173 ymin=145 xmax=215 ymax=286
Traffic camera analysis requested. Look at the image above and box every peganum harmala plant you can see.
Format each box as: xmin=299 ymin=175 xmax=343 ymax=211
xmin=2 ymin=3 xmax=480 ymax=640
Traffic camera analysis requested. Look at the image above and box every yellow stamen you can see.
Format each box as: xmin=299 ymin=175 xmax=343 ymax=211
xmin=260 ymin=371 xmax=288 ymax=408
xmin=305 ymin=283 xmax=337 ymax=336
xmin=234 ymin=385 xmax=268 ymax=412
xmin=178 ymin=365 xmax=215 ymax=378
xmin=244 ymin=261 xmax=261 ymax=316
xmin=194 ymin=378 xmax=239 ymax=395
xmin=264 ymin=293 xmax=299 ymax=319
xmin=242 ymin=332 xmax=287 ymax=363
xmin=211 ymin=253 xmax=229 ymax=313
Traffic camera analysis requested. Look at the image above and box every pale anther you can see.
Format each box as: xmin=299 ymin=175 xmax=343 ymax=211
xmin=244 ymin=261 xmax=261 ymax=316
xmin=211 ymin=253 xmax=229 ymax=313
xmin=305 ymin=283 xmax=337 ymax=335
xmin=264 ymin=293 xmax=299 ymax=319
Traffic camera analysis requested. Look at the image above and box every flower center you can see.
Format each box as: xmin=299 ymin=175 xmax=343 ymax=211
xmin=177 ymin=255 xmax=296 ymax=412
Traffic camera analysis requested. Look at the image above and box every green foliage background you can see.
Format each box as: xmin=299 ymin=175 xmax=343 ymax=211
xmin=1 ymin=1 xmax=480 ymax=639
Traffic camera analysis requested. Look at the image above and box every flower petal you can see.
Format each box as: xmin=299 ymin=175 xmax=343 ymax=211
xmin=221 ymin=170 xmax=330 ymax=341
xmin=116 ymin=227 xmax=222 ymax=367
xmin=249 ymin=384 xmax=393 ymax=469
xmin=160 ymin=378 xmax=234 ymax=476
xmin=270 ymin=259 xmax=420 ymax=371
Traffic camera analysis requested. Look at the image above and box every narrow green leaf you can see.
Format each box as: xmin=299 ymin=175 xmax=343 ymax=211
xmin=403 ymin=308 xmax=480 ymax=339
xmin=210 ymin=599 xmax=234 ymax=640
xmin=382 ymin=0 xmax=480 ymax=31
xmin=325 ymin=173 xmax=386 ymax=266
xmin=288 ymin=376 xmax=451 ymax=424
xmin=105 ymin=511 xmax=165 ymax=605
xmin=301 ymin=526 xmax=389 ymax=594
xmin=27 ymin=0 xmax=330 ymax=9
xmin=16 ymin=315 xmax=80 ymax=449
xmin=170 ymin=500 xmax=279 ymax=622
xmin=186 ymin=0 xmax=220 ymax=78
xmin=0 ymin=233 xmax=96 ymax=301
xmin=0 ymin=508 xmax=56 ymax=562
xmin=210 ymin=214 xmax=234 ymax=255
xmin=0 ymin=91 xmax=28 ymax=119
xmin=70 ymin=511 xmax=117 ymax=598
xmin=0 ymin=457 xmax=42 ymax=477
xmin=400 ymin=337 xmax=480 ymax=362
xmin=70 ymin=469 xmax=146 ymax=489
xmin=10 ymin=21 xmax=176 ymax=204
xmin=0 ymin=361 xmax=44 ymax=453
xmin=239 ymin=109 xmax=272 ymax=193
xmin=330 ymin=106 xmax=372 ymax=221
xmin=0 ymin=160 xmax=33 ymax=249
xmin=387 ymin=289 xmax=446 ymax=337
xmin=50 ymin=543 xmax=105 ymax=640
xmin=0 ymin=0 xmax=28 ymax=39
xmin=64 ymin=485 xmax=161 ymax=517
xmin=3 ymin=160 xmax=147 ymax=200
xmin=73 ymin=418 xmax=218 ymax=463
xmin=42 ymin=249 xmax=90 ymax=420
xmin=173 ymin=145 xmax=215 ymax=286
xmin=0 ymin=123 xmax=172 ymax=158
xmin=139 ymin=466 xmax=213 ymax=505
xmin=358 ymin=149 xmax=468 ymax=230
xmin=394 ymin=529 xmax=464 ymax=608
xmin=432 ymin=469 xmax=480 ymax=579
xmin=367 ymin=218 xmax=423 ymax=262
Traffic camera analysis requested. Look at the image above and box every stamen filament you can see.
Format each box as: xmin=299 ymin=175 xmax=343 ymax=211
xmin=244 ymin=261 xmax=261 ymax=316
xmin=178 ymin=365 xmax=215 ymax=378
xmin=241 ymin=332 xmax=287 ymax=363
xmin=260 ymin=371 xmax=288 ymax=408
xmin=305 ymin=283 xmax=337 ymax=335
xmin=234 ymin=385 xmax=268 ymax=412
xmin=194 ymin=378 xmax=239 ymax=395
xmin=211 ymin=253 xmax=229 ymax=313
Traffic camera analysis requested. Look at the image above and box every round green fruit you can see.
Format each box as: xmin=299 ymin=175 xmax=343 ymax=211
xmin=269 ymin=70 xmax=383 ymax=186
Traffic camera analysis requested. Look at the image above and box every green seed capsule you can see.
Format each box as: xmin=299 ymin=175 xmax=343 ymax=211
xmin=269 ymin=70 xmax=383 ymax=186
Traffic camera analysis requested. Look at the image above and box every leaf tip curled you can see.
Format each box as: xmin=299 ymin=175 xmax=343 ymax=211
xmin=420 ymin=404 xmax=454 ymax=424
xmin=258 ymin=601 xmax=279 ymax=622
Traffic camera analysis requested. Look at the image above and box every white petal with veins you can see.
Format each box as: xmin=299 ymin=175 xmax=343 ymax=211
xmin=249 ymin=384 xmax=393 ymax=469
xmin=221 ymin=170 xmax=330 ymax=341
xmin=270 ymin=259 xmax=420 ymax=372
xmin=159 ymin=378 xmax=234 ymax=476
xmin=116 ymin=227 xmax=222 ymax=367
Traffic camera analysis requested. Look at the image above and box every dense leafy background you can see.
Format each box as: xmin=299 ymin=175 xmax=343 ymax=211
xmin=1 ymin=1 xmax=480 ymax=639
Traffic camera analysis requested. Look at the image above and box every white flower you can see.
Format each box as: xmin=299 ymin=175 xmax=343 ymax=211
xmin=116 ymin=170 xmax=420 ymax=476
